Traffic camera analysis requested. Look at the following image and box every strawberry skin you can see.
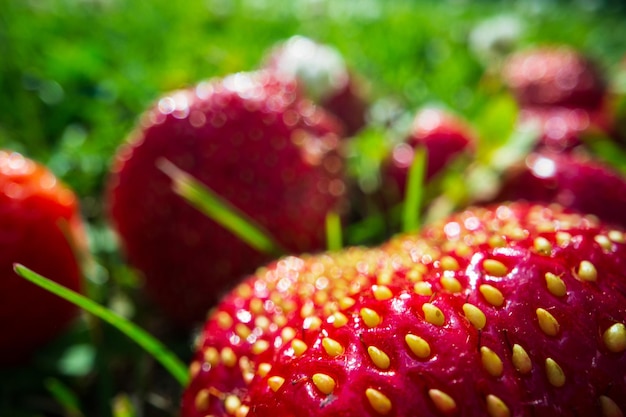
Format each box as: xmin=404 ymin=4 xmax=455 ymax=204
xmin=502 ymin=46 xmax=607 ymax=111
xmin=0 ymin=150 xmax=84 ymax=365
xmin=181 ymin=202 xmax=626 ymax=416
xmin=495 ymin=151 xmax=626 ymax=229
xmin=382 ymin=108 xmax=475 ymax=202
xmin=263 ymin=35 xmax=368 ymax=136
xmin=106 ymin=71 xmax=346 ymax=326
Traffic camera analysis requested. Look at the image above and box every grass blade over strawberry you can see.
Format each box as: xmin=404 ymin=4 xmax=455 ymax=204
xmin=181 ymin=202 xmax=626 ymax=417
xmin=106 ymin=71 xmax=347 ymax=326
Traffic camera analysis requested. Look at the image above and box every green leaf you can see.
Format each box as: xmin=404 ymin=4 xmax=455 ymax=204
xmin=13 ymin=264 xmax=190 ymax=388
xmin=325 ymin=211 xmax=343 ymax=251
xmin=402 ymin=146 xmax=427 ymax=233
xmin=157 ymin=158 xmax=286 ymax=257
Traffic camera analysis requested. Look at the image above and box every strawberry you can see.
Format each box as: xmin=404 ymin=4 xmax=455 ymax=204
xmin=0 ymin=150 xmax=84 ymax=365
xmin=495 ymin=151 xmax=626 ymax=229
xmin=106 ymin=71 xmax=347 ymax=326
xmin=502 ymin=46 xmax=607 ymax=111
xmin=181 ymin=201 xmax=626 ymax=416
xmin=382 ymin=107 xmax=475 ymax=202
xmin=502 ymin=46 xmax=616 ymax=152
xmin=263 ymin=35 xmax=369 ymax=136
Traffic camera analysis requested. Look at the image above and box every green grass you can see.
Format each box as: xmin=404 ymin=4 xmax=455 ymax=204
xmin=2 ymin=0 xmax=626 ymax=416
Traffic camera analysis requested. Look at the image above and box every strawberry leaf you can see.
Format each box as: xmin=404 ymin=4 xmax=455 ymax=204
xmin=13 ymin=264 xmax=189 ymax=387
xmin=157 ymin=158 xmax=286 ymax=257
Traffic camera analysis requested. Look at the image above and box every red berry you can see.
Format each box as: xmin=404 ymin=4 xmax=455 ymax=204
xmin=495 ymin=151 xmax=626 ymax=229
xmin=106 ymin=71 xmax=347 ymax=326
xmin=382 ymin=107 xmax=475 ymax=201
xmin=0 ymin=151 xmax=84 ymax=365
xmin=182 ymin=202 xmax=626 ymax=417
xmin=502 ymin=46 xmax=607 ymax=111
xmin=263 ymin=35 xmax=369 ymax=136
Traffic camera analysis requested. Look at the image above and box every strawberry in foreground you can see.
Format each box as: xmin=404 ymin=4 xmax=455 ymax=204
xmin=495 ymin=151 xmax=626 ymax=229
xmin=0 ymin=150 xmax=85 ymax=365
xmin=382 ymin=107 xmax=475 ymax=203
xmin=181 ymin=201 xmax=626 ymax=416
xmin=263 ymin=35 xmax=369 ymax=136
xmin=106 ymin=71 xmax=347 ymax=326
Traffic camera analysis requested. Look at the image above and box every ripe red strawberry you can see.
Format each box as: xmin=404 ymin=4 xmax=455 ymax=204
xmin=263 ymin=35 xmax=369 ymax=136
xmin=502 ymin=46 xmax=607 ymax=111
xmin=503 ymin=46 xmax=614 ymax=152
xmin=0 ymin=150 xmax=84 ymax=365
xmin=382 ymin=107 xmax=475 ymax=202
xmin=181 ymin=202 xmax=626 ymax=416
xmin=495 ymin=151 xmax=626 ymax=229
xmin=106 ymin=71 xmax=347 ymax=326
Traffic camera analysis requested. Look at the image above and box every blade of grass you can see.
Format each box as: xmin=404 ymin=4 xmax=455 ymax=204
xmin=44 ymin=378 xmax=84 ymax=417
xmin=13 ymin=264 xmax=190 ymax=387
xmin=325 ymin=211 xmax=343 ymax=251
xmin=157 ymin=158 xmax=286 ymax=257
xmin=402 ymin=146 xmax=426 ymax=233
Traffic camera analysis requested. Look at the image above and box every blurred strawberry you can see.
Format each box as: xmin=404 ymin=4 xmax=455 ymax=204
xmin=106 ymin=71 xmax=347 ymax=326
xmin=382 ymin=107 xmax=475 ymax=204
xmin=181 ymin=202 xmax=626 ymax=417
xmin=503 ymin=46 xmax=614 ymax=152
xmin=495 ymin=151 xmax=626 ymax=229
xmin=0 ymin=150 xmax=84 ymax=365
xmin=502 ymin=46 xmax=607 ymax=110
xmin=263 ymin=35 xmax=369 ymax=136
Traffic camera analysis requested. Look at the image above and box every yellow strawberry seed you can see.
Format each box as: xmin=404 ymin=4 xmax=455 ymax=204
xmin=322 ymin=337 xmax=344 ymax=357
xmin=291 ymin=339 xmax=308 ymax=357
xmin=483 ymin=259 xmax=508 ymax=277
xmin=372 ymin=285 xmax=393 ymax=301
xmin=603 ymin=323 xmax=626 ymax=353
xmin=545 ymin=358 xmax=566 ymax=387
xmin=365 ymin=388 xmax=392 ymax=415
xmin=533 ymin=237 xmax=552 ymax=255
xmin=428 ymin=389 xmax=457 ymax=413
xmin=405 ymin=334 xmax=431 ymax=359
xmin=480 ymin=346 xmax=503 ymax=378
xmin=599 ymin=395 xmax=623 ymax=417
xmin=194 ymin=388 xmax=211 ymax=412
xmin=480 ymin=284 xmax=505 ymax=307
xmin=511 ymin=344 xmax=532 ymax=374
xmin=536 ymin=308 xmax=560 ymax=337
xmin=312 ymin=373 xmax=336 ymax=395
xmin=367 ymin=346 xmax=391 ymax=370
xmin=486 ymin=394 xmax=511 ymax=417
xmin=462 ymin=303 xmax=486 ymax=330
xmin=545 ymin=272 xmax=567 ymax=297
xmin=267 ymin=376 xmax=285 ymax=392
xmin=577 ymin=260 xmax=598 ymax=282
xmin=422 ymin=303 xmax=445 ymax=326
xmin=414 ymin=281 xmax=433 ymax=296
xmin=224 ymin=395 xmax=241 ymax=416
xmin=361 ymin=307 xmax=382 ymax=327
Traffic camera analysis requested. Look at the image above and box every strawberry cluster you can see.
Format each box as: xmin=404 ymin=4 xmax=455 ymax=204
xmin=177 ymin=43 xmax=626 ymax=417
